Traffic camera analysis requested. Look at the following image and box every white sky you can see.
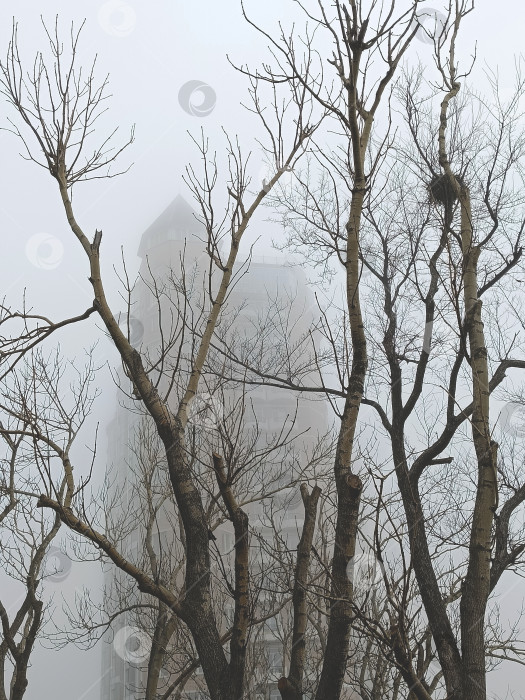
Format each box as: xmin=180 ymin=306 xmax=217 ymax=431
xmin=1 ymin=1 xmax=525 ymax=698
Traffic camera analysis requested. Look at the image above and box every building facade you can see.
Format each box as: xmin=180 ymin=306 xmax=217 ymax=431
xmin=101 ymin=195 xmax=330 ymax=700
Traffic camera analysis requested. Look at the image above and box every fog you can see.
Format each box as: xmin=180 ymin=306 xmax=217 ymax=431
xmin=1 ymin=1 xmax=525 ymax=699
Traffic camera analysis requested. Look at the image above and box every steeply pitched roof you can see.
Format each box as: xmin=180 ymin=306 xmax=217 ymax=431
xmin=138 ymin=194 xmax=203 ymax=258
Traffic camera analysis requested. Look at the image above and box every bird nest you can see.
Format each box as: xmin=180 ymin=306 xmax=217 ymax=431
xmin=428 ymin=173 xmax=464 ymax=207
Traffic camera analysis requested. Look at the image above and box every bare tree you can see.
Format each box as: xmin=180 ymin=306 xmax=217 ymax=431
xmin=0 ymin=348 xmax=97 ymax=699
xmin=0 ymin=15 xmax=320 ymax=700
xmin=230 ymin=3 xmax=424 ymax=695
xmin=210 ymin=2 xmax=525 ymax=699
xmin=3 ymin=3 xmax=525 ymax=700
xmin=54 ymin=366 xmax=333 ymax=700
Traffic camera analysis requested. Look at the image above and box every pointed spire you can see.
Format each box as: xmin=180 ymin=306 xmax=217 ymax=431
xmin=138 ymin=194 xmax=202 ymax=258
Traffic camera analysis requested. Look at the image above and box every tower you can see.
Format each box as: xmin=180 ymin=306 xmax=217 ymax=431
xmin=101 ymin=195 xmax=329 ymax=700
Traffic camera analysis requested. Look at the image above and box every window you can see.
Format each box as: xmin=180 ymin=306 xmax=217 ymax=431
xmin=267 ymin=644 xmax=282 ymax=674
xmin=266 ymin=616 xmax=278 ymax=632
xmin=220 ymin=530 xmax=234 ymax=554
xmin=223 ymin=604 xmax=235 ymax=626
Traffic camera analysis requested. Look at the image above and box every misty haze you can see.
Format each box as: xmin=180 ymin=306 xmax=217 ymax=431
xmin=1 ymin=2 xmax=525 ymax=700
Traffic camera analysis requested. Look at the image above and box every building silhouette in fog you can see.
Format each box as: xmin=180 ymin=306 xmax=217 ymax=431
xmin=101 ymin=195 xmax=329 ymax=700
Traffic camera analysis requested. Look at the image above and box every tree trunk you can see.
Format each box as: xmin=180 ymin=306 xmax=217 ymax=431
xmin=458 ymin=189 xmax=496 ymax=700
xmin=145 ymin=606 xmax=178 ymax=700
xmin=279 ymin=484 xmax=322 ymax=700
